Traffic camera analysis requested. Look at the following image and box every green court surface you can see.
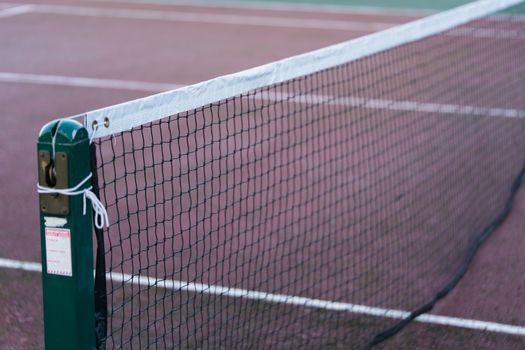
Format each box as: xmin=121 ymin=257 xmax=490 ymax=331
xmin=157 ymin=0 xmax=474 ymax=11
xmin=235 ymin=0 xmax=473 ymax=11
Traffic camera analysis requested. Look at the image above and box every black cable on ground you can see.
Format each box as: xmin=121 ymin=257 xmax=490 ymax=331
xmin=365 ymin=163 xmax=525 ymax=349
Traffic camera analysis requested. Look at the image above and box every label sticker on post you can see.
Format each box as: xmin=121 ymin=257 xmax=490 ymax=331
xmin=45 ymin=227 xmax=73 ymax=277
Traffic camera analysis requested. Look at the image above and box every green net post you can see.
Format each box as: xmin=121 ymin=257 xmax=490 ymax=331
xmin=37 ymin=119 xmax=96 ymax=350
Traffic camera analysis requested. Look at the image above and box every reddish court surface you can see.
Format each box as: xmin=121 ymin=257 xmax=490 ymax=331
xmin=0 ymin=0 xmax=524 ymax=349
xmin=0 ymin=0 xmax=416 ymax=84
xmin=0 ymin=0 xmax=417 ymax=261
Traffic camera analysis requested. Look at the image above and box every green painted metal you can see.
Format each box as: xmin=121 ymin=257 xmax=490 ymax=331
xmin=38 ymin=119 xmax=96 ymax=350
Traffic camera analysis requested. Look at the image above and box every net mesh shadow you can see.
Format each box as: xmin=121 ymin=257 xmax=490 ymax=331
xmin=93 ymin=6 xmax=525 ymax=349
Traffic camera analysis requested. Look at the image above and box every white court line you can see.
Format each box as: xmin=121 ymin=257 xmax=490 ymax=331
xmin=0 ymin=4 xmax=32 ymax=18
xmin=449 ymin=26 xmax=525 ymax=39
xmin=26 ymin=4 xmax=396 ymax=32
xmin=3 ymin=72 xmax=524 ymax=120
xmin=0 ymin=256 xmax=524 ymax=336
xmin=278 ymin=93 xmax=525 ymax=119
xmin=1 ymin=3 xmax=514 ymax=38
xmin=85 ymin=0 xmax=431 ymax=17
xmin=0 ymin=257 xmax=41 ymax=272
xmin=0 ymin=72 xmax=181 ymax=92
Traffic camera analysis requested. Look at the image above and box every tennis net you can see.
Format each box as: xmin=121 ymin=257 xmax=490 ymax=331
xmin=80 ymin=0 xmax=525 ymax=348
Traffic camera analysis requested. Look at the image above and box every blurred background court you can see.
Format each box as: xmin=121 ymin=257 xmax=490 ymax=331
xmin=0 ymin=0 xmax=524 ymax=349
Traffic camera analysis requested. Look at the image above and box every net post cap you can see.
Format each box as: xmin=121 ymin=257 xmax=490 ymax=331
xmin=38 ymin=119 xmax=88 ymax=145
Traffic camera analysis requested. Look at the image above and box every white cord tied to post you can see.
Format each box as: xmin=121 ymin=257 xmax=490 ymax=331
xmin=37 ymin=174 xmax=109 ymax=229
xmin=37 ymin=120 xmax=109 ymax=229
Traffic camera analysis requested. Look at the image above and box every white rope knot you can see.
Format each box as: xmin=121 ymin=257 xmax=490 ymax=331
xmin=37 ymin=173 xmax=109 ymax=229
xmin=38 ymin=121 xmax=109 ymax=229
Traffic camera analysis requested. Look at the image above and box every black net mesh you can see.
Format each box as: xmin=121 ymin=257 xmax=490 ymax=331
xmin=93 ymin=6 xmax=525 ymax=349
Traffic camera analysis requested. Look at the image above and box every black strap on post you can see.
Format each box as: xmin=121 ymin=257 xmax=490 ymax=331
xmin=91 ymin=143 xmax=107 ymax=350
